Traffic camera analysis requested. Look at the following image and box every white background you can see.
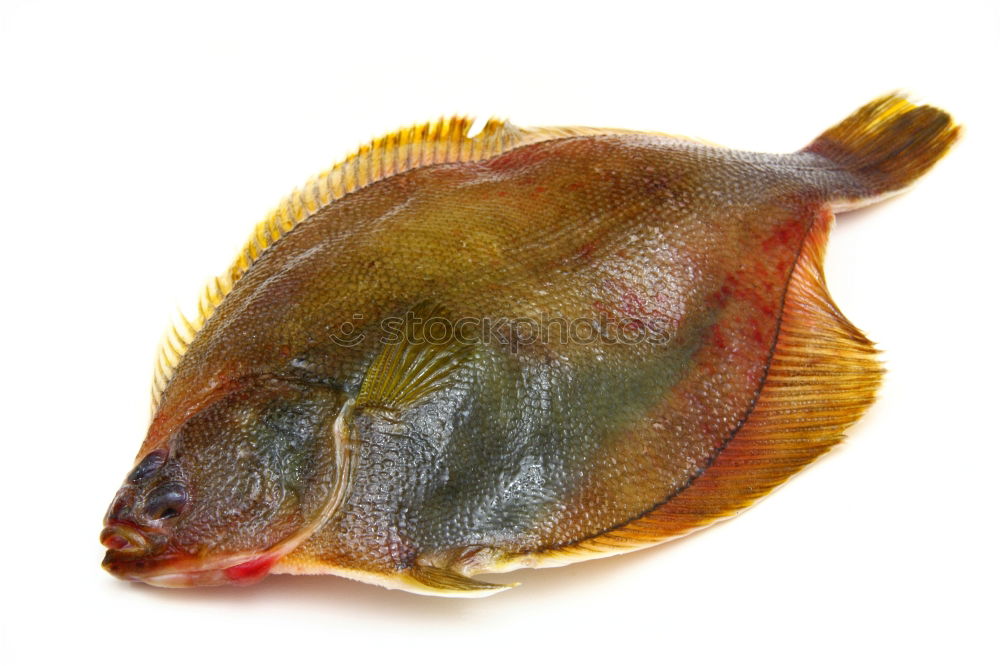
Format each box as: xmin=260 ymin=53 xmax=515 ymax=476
xmin=1 ymin=1 xmax=997 ymax=664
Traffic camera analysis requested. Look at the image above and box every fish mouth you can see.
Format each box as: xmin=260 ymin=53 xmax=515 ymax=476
xmin=101 ymin=522 xmax=279 ymax=588
xmin=102 ymin=538 xmax=222 ymax=587
xmin=101 ymin=519 xmax=181 ymax=582
xmin=100 ymin=522 xmax=152 ymax=555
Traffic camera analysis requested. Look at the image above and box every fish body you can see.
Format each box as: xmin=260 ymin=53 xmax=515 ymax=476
xmin=101 ymin=95 xmax=959 ymax=596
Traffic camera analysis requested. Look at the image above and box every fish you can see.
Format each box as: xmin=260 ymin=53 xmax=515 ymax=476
xmin=101 ymin=93 xmax=959 ymax=596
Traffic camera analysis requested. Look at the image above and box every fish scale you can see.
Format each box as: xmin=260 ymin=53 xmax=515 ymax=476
xmin=101 ymin=94 xmax=959 ymax=596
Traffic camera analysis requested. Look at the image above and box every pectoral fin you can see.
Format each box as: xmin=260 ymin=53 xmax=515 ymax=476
xmin=407 ymin=564 xmax=516 ymax=597
xmin=356 ymin=303 xmax=475 ymax=411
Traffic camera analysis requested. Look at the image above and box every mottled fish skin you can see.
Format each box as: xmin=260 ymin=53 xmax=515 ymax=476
xmin=102 ymin=95 xmax=959 ymax=595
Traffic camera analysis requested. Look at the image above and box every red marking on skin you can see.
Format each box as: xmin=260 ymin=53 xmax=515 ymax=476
xmin=224 ymin=555 xmax=277 ymax=585
xmin=534 ymin=185 xmax=547 ymax=194
xmin=761 ymin=218 xmax=803 ymax=252
xmin=615 ymin=286 xmax=644 ymax=318
xmin=574 ymin=241 xmax=597 ymax=261
xmin=567 ymin=182 xmax=584 ymax=191
xmin=719 ymin=274 xmax=778 ymax=318
xmin=711 ymin=325 xmax=727 ymax=349
xmin=596 ymin=277 xmax=682 ymax=335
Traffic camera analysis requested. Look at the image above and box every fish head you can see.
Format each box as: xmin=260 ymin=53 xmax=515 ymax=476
xmin=101 ymin=377 xmax=345 ymax=587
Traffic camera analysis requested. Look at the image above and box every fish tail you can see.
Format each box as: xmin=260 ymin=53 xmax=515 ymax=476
xmin=802 ymin=93 xmax=960 ymax=210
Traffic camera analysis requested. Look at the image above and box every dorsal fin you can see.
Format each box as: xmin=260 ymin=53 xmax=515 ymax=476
xmin=149 ymin=116 xmax=667 ymax=409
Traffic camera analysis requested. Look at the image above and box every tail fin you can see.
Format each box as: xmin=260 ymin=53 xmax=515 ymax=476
xmin=803 ymin=93 xmax=960 ymax=210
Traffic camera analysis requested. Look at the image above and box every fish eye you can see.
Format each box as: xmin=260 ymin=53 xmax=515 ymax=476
xmin=143 ymin=483 xmax=188 ymax=521
xmin=129 ymin=450 xmax=167 ymax=482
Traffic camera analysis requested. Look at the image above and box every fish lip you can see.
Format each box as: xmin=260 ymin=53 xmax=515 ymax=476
xmin=100 ymin=521 xmax=153 ymax=556
xmin=101 ymin=519 xmax=174 ymax=581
